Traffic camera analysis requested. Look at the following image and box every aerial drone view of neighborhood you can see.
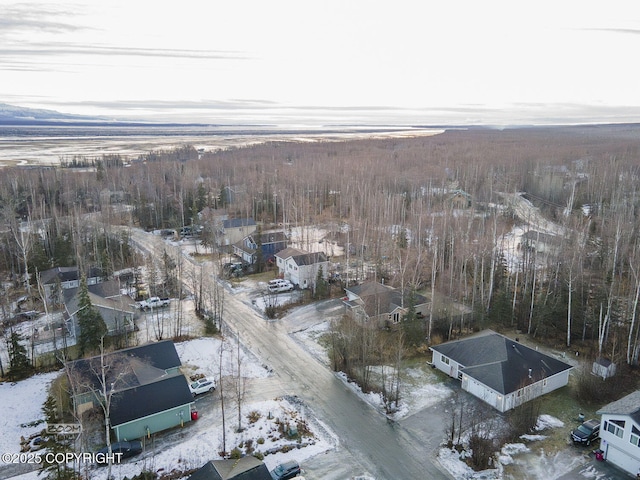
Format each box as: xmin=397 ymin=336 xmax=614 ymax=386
xmin=2 ymin=2 xmax=640 ymax=480
xmin=1 ymin=115 xmax=640 ymax=480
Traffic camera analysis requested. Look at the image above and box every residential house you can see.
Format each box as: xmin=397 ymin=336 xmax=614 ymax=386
xmin=40 ymin=266 xmax=105 ymax=304
xmin=275 ymin=247 xmax=329 ymax=289
xmin=189 ymin=457 xmax=271 ymax=480
xmin=450 ymin=189 xmax=472 ymax=209
xmin=233 ymin=231 xmax=288 ymax=265
xmin=430 ymin=330 xmax=573 ymax=412
xmin=220 ymin=218 xmax=257 ymax=248
xmin=69 ymin=340 xmax=194 ymax=441
xmin=63 ymin=280 xmax=136 ymax=339
xmin=343 ymin=281 xmax=429 ymax=328
xmin=596 ymin=390 xmax=640 ymax=476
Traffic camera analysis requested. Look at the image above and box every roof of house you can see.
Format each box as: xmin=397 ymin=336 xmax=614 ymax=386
xmin=345 ymin=281 xmax=428 ymax=317
xmin=597 ymin=390 xmax=640 ymax=421
xmin=70 ymin=340 xmax=183 ymax=391
xmin=40 ymin=266 xmax=104 ymax=285
xmin=430 ymin=330 xmax=573 ymax=395
xmin=63 ymin=280 xmax=125 ymax=304
xmin=223 ymin=218 xmax=256 ymax=229
xmin=63 ymin=284 xmax=136 ymax=332
xmin=110 ymin=375 xmax=194 ymax=427
xmin=346 ymin=281 xmax=394 ymax=298
xmin=189 ymin=457 xmax=271 ymax=480
xmin=250 ymin=231 xmax=288 ymax=245
xmin=275 ymin=247 xmax=306 ymax=259
xmin=276 ymin=248 xmax=328 ymax=266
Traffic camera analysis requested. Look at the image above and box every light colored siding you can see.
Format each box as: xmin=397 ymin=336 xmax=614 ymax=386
xmin=599 ymin=413 xmax=640 ymax=475
xmin=113 ymin=404 xmax=193 ymax=441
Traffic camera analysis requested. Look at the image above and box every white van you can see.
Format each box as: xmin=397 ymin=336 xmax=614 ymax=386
xmin=267 ymin=279 xmax=293 ymax=293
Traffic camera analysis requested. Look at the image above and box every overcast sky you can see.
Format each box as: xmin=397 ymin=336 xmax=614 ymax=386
xmin=2 ymin=0 xmax=640 ymax=126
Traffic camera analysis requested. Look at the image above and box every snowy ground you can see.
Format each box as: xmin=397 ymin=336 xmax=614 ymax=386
xmin=0 ymin=215 xmax=595 ymax=480
xmin=0 ymin=336 xmax=336 ymax=480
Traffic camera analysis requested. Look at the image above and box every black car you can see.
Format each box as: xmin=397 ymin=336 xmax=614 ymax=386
xmin=270 ymin=460 xmax=301 ymax=480
xmin=571 ymin=419 xmax=600 ymax=445
xmin=96 ymin=441 xmax=143 ymax=463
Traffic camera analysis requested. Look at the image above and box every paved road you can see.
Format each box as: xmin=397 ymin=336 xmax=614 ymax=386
xmin=128 ymin=228 xmax=452 ymax=479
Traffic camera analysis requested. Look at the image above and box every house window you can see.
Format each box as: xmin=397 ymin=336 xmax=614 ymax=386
xmin=605 ymin=419 xmax=625 ymax=438
xmin=441 ymin=355 xmax=449 ymax=365
xmin=631 ymin=426 xmax=640 ymax=447
xmin=391 ymin=312 xmax=401 ymax=324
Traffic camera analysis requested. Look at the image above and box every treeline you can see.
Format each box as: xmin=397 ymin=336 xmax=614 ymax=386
xmin=1 ymin=126 xmax=640 ymax=365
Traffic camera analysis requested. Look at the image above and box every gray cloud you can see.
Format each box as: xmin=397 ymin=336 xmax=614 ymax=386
xmin=0 ymin=3 xmax=83 ymax=34
xmin=0 ymin=42 xmax=246 ymax=60
xmin=585 ymin=27 xmax=640 ymax=36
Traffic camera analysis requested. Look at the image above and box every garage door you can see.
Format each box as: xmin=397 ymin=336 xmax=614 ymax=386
xmin=604 ymin=442 xmax=638 ymax=475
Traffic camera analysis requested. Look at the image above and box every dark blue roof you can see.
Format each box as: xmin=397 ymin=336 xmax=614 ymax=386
xmin=223 ymin=218 xmax=256 ymax=229
xmin=110 ymin=375 xmax=193 ymax=426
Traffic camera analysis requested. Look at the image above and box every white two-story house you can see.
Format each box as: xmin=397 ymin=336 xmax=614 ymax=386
xmin=596 ymin=390 xmax=640 ymax=476
xmin=275 ymin=247 xmax=329 ymax=289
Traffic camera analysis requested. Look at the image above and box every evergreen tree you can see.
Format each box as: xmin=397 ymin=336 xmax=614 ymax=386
xmin=402 ymin=287 xmax=424 ymax=346
xmin=314 ymin=265 xmax=329 ymax=299
xmin=76 ymin=276 xmax=107 ymax=356
xmin=39 ymin=395 xmax=78 ymax=480
xmin=7 ymin=330 xmax=32 ymax=380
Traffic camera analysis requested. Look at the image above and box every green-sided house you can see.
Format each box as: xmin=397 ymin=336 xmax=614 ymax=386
xmin=69 ymin=340 xmax=194 ymax=442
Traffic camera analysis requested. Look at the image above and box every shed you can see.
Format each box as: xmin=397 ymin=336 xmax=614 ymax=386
xmin=592 ymin=357 xmax=617 ymax=379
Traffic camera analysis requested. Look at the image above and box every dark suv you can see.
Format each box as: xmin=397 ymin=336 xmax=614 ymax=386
xmin=270 ymin=460 xmax=301 ymax=480
xmin=571 ymin=419 xmax=600 ymax=445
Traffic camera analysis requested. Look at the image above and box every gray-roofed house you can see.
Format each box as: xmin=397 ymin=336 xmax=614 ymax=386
xmin=188 ymin=457 xmax=271 ymax=480
xmin=596 ymin=390 xmax=640 ymax=476
xmin=275 ymin=247 xmax=329 ymax=289
xmin=69 ymin=340 xmax=194 ymax=441
xmin=430 ymin=330 xmax=573 ymax=412
xmin=63 ymin=280 xmax=136 ymax=339
xmin=40 ymin=266 xmax=105 ymax=304
xmin=343 ymin=281 xmax=429 ymax=328
xmin=220 ymin=218 xmax=257 ymax=248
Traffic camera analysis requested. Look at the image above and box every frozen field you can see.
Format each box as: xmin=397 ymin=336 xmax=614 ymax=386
xmin=0 ymin=125 xmax=442 ymax=167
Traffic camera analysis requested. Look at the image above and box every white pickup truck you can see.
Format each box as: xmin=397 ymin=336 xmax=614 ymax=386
xmin=138 ymin=297 xmax=171 ymax=311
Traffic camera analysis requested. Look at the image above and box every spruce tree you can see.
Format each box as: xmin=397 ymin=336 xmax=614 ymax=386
xmin=7 ymin=330 xmax=32 ymax=380
xmin=40 ymin=395 xmax=78 ymax=480
xmin=76 ymin=276 xmax=107 ymax=356
xmin=314 ymin=265 xmax=329 ymax=299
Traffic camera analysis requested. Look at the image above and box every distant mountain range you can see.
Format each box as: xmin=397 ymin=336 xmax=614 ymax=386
xmin=0 ymin=102 xmax=106 ymax=124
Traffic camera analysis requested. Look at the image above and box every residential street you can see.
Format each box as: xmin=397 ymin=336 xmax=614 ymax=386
xmin=127 ymin=228 xmax=452 ymax=479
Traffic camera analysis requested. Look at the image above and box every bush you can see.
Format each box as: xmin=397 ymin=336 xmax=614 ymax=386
xmin=248 ymin=411 xmax=262 ymax=424
xmin=229 ymin=447 xmax=242 ymax=459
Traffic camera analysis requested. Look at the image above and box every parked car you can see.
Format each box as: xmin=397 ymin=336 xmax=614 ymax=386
xmin=138 ymin=297 xmax=171 ymax=311
xmin=96 ymin=440 xmax=143 ymax=463
xmin=267 ymin=279 xmax=293 ymax=293
xmin=270 ymin=460 xmax=301 ymax=480
xmin=189 ymin=377 xmax=216 ymax=396
xmin=571 ymin=418 xmax=600 ymax=445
